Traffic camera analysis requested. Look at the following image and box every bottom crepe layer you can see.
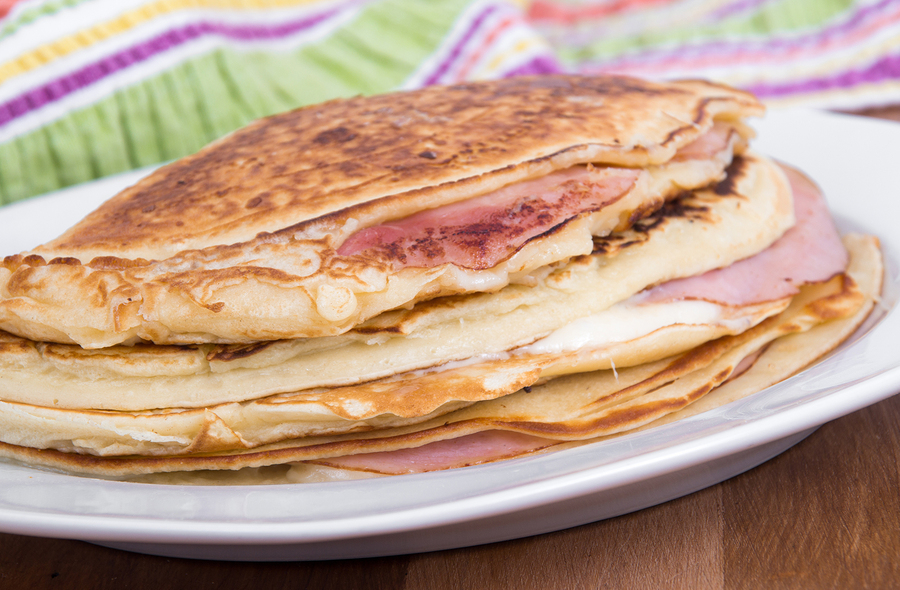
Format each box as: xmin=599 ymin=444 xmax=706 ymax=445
xmin=0 ymin=233 xmax=881 ymax=483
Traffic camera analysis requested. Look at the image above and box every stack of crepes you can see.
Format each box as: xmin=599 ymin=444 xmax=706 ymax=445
xmin=0 ymin=75 xmax=883 ymax=484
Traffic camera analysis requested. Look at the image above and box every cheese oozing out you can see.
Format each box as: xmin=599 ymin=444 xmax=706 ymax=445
xmin=518 ymin=298 xmax=759 ymax=355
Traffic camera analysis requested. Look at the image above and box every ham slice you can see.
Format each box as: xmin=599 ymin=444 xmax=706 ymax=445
xmin=673 ymin=121 xmax=735 ymax=161
xmin=313 ymin=431 xmax=560 ymax=475
xmin=639 ymin=164 xmax=848 ymax=306
xmin=337 ymin=123 xmax=736 ymax=270
xmin=309 ymin=165 xmax=851 ymax=477
xmin=337 ymin=166 xmax=640 ymax=270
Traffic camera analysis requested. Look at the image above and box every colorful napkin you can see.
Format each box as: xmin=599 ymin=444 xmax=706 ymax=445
xmin=532 ymin=0 xmax=900 ymax=110
xmin=0 ymin=0 xmax=897 ymax=205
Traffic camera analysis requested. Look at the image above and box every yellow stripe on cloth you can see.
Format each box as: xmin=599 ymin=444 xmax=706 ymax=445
xmin=0 ymin=0 xmax=329 ymax=86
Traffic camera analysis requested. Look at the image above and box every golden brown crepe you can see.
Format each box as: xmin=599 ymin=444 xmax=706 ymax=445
xmin=0 ymin=76 xmax=882 ymax=485
xmin=0 ymin=153 xmax=791 ymax=414
xmin=0 ymin=76 xmax=763 ymax=348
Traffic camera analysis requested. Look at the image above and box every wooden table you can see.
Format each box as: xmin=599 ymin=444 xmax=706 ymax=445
xmin=2 ymin=108 xmax=898 ymax=590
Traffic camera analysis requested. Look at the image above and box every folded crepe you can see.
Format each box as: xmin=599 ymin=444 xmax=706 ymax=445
xmin=0 ymin=75 xmax=882 ymax=483
xmin=0 ymin=76 xmax=763 ymax=348
xmin=0 ymin=152 xmax=791 ymax=414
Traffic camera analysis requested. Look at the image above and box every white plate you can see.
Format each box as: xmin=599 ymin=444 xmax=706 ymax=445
xmin=0 ymin=109 xmax=898 ymax=562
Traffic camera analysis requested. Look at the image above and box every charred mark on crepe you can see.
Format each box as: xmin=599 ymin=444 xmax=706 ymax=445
xmin=639 ymin=198 xmax=713 ymax=229
xmin=626 ymin=198 xmax=665 ymax=227
xmin=714 ymin=157 xmax=748 ymax=196
xmin=809 ymin=274 xmax=864 ymax=320
xmin=352 ymin=324 xmax=404 ymax=336
xmin=0 ymin=336 xmax=32 ymax=355
xmin=592 ymin=195 xmax=712 ymax=255
xmin=312 ymin=126 xmax=357 ymax=145
xmin=336 ymin=159 xmax=369 ymax=178
xmin=245 ymin=193 xmax=268 ymax=209
xmin=660 ymin=97 xmax=712 ymax=149
xmin=207 ymin=341 xmax=277 ymax=362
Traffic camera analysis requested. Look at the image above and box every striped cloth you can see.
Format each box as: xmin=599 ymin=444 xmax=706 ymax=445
xmin=529 ymin=0 xmax=900 ymax=111
xmin=0 ymin=0 xmax=898 ymax=205
xmin=0 ymin=0 xmax=559 ymax=205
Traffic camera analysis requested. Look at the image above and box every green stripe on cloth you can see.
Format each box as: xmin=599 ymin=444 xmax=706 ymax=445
xmin=557 ymin=0 xmax=856 ymax=64
xmin=0 ymin=0 xmax=468 ymax=206
xmin=115 ymin=82 xmax=164 ymax=167
xmin=44 ymin=115 xmax=95 ymax=188
xmin=16 ymin=129 xmax=62 ymax=197
xmin=0 ymin=0 xmax=89 ymax=41
xmin=0 ymin=138 xmax=26 ymax=203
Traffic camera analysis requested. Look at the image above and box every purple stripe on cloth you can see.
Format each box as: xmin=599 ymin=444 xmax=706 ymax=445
xmin=0 ymin=5 xmax=348 ymax=128
xmin=581 ymin=0 xmax=900 ymax=70
xmin=422 ymin=3 xmax=503 ymax=86
xmin=501 ymin=55 xmax=563 ymax=77
xmin=748 ymin=50 xmax=900 ymax=98
xmin=708 ymin=0 xmax=776 ymax=22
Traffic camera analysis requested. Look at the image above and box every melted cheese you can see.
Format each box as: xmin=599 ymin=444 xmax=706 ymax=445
xmin=520 ymin=298 xmax=755 ymax=355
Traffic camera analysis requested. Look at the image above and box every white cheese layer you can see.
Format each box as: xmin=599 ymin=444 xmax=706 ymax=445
xmin=519 ymin=298 xmax=755 ymax=355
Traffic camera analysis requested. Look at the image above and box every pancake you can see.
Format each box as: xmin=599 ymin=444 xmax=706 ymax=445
xmin=0 ymin=161 xmax=879 ymax=472
xmin=0 ymin=76 xmax=764 ymax=348
xmin=0 ymin=232 xmax=879 ymax=479
xmin=0 ymin=153 xmax=792 ymax=412
xmin=0 ymin=76 xmax=882 ymax=484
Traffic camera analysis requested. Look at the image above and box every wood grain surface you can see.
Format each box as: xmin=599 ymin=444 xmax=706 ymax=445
xmin=1 ymin=109 xmax=898 ymax=590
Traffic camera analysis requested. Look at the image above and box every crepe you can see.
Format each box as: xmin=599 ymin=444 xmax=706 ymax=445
xmin=0 ymin=157 xmax=881 ymax=477
xmin=0 ymin=153 xmax=792 ymax=413
xmin=0 ymin=76 xmax=764 ymax=348
xmin=0 ymin=76 xmax=883 ymax=484
xmin=0 ymin=233 xmax=879 ymax=479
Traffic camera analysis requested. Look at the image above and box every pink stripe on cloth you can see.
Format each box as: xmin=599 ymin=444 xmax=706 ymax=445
xmin=527 ymin=0 xmax=673 ymax=24
xmin=0 ymin=0 xmax=22 ymax=19
xmin=453 ymin=9 xmax=563 ymax=80
xmin=422 ymin=3 xmax=504 ymax=86
xmin=422 ymin=2 xmax=562 ymax=85
xmin=454 ymin=13 xmax=520 ymax=80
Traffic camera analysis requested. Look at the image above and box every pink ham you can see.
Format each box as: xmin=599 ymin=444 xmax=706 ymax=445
xmin=672 ymin=121 xmax=735 ymax=161
xmin=338 ymin=123 xmax=733 ymax=270
xmin=313 ymin=431 xmax=560 ymax=475
xmin=336 ymin=124 xmax=735 ymax=270
xmin=638 ymin=164 xmax=848 ymax=306
xmin=311 ymin=164 xmax=850 ymax=477
xmin=337 ymin=166 xmax=640 ymax=270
